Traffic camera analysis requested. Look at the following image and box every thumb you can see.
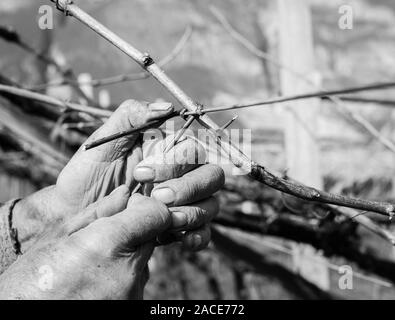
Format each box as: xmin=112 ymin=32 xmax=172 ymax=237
xmin=82 ymin=100 xmax=173 ymax=161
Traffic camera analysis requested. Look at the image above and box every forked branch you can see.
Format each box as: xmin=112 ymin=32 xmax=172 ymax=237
xmin=29 ymin=26 xmax=193 ymax=89
xmin=210 ymin=6 xmax=395 ymax=154
xmin=49 ymin=0 xmax=395 ymax=218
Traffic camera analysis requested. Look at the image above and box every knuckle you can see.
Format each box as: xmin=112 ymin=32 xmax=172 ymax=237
xmin=90 ymin=219 xmax=120 ymax=255
xmin=117 ymin=99 xmax=134 ymax=115
xmin=118 ymin=99 xmax=140 ymax=112
xmin=68 ymin=230 xmax=100 ymax=254
xmin=118 ymin=99 xmax=148 ymax=125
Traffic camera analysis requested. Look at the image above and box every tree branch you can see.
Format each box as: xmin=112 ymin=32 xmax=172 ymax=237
xmin=0 ymin=101 xmax=69 ymax=167
xmin=210 ymin=6 xmax=395 ymax=154
xmin=182 ymin=82 xmax=395 ymax=115
xmin=0 ymin=84 xmax=111 ymax=118
xmin=29 ymin=25 xmax=193 ymax=89
xmin=250 ymin=164 xmax=395 ymax=217
xmin=0 ymin=25 xmax=96 ymax=105
xmin=323 ymin=96 xmax=395 ymax=108
xmin=211 ymin=227 xmax=335 ymax=299
xmin=50 ymin=0 xmax=395 ymax=218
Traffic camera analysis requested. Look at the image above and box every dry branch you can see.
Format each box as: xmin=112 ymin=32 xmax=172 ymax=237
xmin=214 ymin=186 xmax=395 ymax=286
xmin=50 ymin=0 xmax=251 ymax=166
xmin=222 ymin=176 xmax=395 ymax=244
xmin=183 ymin=82 xmax=395 ymax=115
xmin=0 ymin=149 xmax=57 ymax=186
xmin=0 ymin=101 xmax=69 ymax=167
xmin=250 ymin=164 xmax=395 ymax=217
xmin=328 ymin=96 xmax=395 ymax=107
xmin=211 ymin=227 xmax=335 ymax=299
xmin=30 ymin=26 xmax=193 ymax=89
xmin=49 ymin=0 xmax=395 ymax=218
xmin=339 ymin=207 xmax=395 ymax=244
xmin=0 ymin=84 xmax=111 ymax=118
xmin=0 ymin=25 xmax=96 ymax=105
xmin=210 ymin=6 xmax=395 ymax=154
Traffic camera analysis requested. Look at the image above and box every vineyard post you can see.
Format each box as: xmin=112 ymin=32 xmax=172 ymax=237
xmin=278 ymin=0 xmax=322 ymax=189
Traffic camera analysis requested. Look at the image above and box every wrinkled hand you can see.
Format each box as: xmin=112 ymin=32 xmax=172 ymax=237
xmin=13 ymin=100 xmax=224 ymax=251
xmin=55 ymin=100 xmax=176 ymax=211
xmin=0 ymin=187 xmax=186 ymax=299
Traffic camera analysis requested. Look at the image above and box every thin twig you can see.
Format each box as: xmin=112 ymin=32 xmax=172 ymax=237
xmin=0 ymin=25 xmax=96 ymax=105
xmin=0 ymin=101 xmax=69 ymax=166
xmin=29 ymin=26 xmax=193 ymax=89
xmin=250 ymin=163 xmax=395 ymax=217
xmin=183 ymin=82 xmax=395 ymax=115
xmin=162 ymin=114 xmax=196 ymax=152
xmin=323 ymin=96 xmax=395 ymax=107
xmin=339 ymin=207 xmax=395 ymax=244
xmin=132 ymin=114 xmax=197 ymax=195
xmin=210 ymin=6 xmax=395 ymax=154
xmin=50 ymin=0 xmax=395 ymax=217
xmin=51 ymin=0 xmax=251 ymax=167
xmin=0 ymin=84 xmax=111 ymax=118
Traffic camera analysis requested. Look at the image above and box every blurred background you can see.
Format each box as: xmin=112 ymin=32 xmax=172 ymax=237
xmin=1 ymin=0 xmax=395 ymax=299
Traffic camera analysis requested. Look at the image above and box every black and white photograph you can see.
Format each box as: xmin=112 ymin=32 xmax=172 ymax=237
xmin=0 ymin=0 xmax=394 ymax=306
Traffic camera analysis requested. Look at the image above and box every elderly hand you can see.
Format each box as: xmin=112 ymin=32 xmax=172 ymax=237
xmin=13 ymin=100 xmax=224 ymax=252
xmin=0 ymin=186 xmax=192 ymax=299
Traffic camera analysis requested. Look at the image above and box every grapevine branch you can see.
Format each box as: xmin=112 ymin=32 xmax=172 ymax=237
xmin=49 ymin=0 xmax=395 ymax=218
xmin=210 ymin=6 xmax=395 ymax=154
xmin=183 ymin=82 xmax=395 ymax=115
xmin=0 ymin=25 xmax=96 ymax=105
xmin=0 ymin=100 xmax=69 ymax=166
xmin=29 ymin=25 xmax=193 ymax=89
xmin=339 ymin=207 xmax=395 ymax=244
xmin=323 ymin=96 xmax=395 ymax=107
xmin=222 ymin=178 xmax=395 ymax=245
xmin=211 ymin=228 xmax=335 ymax=299
xmin=0 ymin=84 xmax=111 ymax=118
xmin=6 ymin=76 xmax=395 ymax=121
xmin=214 ymin=195 xmax=395 ymax=285
xmin=250 ymin=164 xmax=395 ymax=217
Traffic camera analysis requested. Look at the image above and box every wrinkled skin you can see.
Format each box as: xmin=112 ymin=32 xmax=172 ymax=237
xmin=1 ymin=100 xmax=225 ymax=299
xmin=0 ymin=189 xmax=171 ymax=299
xmin=13 ymin=100 xmax=224 ymax=251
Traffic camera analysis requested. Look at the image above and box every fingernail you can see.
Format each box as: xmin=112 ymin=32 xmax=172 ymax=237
xmin=149 ymin=102 xmax=173 ymax=112
xmin=172 ymin=211 xmax=187 ymax=228
xmin=134 ymin=167 xmax=155 ymax=182
xmin=193 ymin=234 xmax=202 ymax=249
xmin=152 ymin=187 xmax=176 ymax=205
